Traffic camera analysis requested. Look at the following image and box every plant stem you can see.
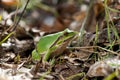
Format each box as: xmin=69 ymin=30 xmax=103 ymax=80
xmin=79 ymin=0 xmax=94 ymax=46
xmin=11 ymin=0 xmax=30 ymax=32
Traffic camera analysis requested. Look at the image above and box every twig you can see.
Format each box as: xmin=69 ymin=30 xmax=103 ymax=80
xmin=67 ymin=46 xmax=99 ymax=54
xmin=59 ymin=74 xmax=65 ymax=80
xmin=66 ymin=72 xmax=85 ymax=80
xmin=5 ymin=9 xmax=22 ymax=21
xmin=37 ymin=72 xmax=53 ymax=79
xmin=79 ymin=0 xmax=94 ymax=46
xmin=10 ymin=0 xmax=30 ymax=32
xmin=67 ymin=46 xmax=119 ymax=55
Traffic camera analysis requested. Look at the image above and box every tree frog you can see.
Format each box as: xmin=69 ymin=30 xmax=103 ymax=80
xmin=32 ymin=29 xmax=76 ymax=62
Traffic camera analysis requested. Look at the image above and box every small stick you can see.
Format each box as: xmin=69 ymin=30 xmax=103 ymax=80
xmin=79 ymin=0 xmax=94 ymax=46
xmin=67 ymin=46 xmax=119 ymax=55
xmin=11 ymin=0 xmax=30 ymax=32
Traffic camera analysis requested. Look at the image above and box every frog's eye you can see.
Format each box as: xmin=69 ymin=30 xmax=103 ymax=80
xmin=63 ymin=32 xmax=69 ymax=36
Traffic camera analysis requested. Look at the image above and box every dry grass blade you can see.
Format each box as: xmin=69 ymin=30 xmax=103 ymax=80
xmin=67 ymin=46 xmax=119 ymax=56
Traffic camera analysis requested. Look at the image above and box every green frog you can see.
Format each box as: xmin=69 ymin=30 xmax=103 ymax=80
xmin=32 ymin=29 xmax=77 ymax=62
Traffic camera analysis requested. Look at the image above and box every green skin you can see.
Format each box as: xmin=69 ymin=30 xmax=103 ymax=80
xmin=32 ymin=29 xmax=77 ymax=62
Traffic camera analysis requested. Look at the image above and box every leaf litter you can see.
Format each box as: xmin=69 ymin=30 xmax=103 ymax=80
xmin=0 ymin=0 xmax=120 ymax=80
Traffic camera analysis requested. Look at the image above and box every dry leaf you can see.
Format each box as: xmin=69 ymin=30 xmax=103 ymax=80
xmin=87 ymin=58 xmax=120 ymax=77
xmin=1 ymin=0 xmax=19 ymax=7
xmin=87 ymin=61 xmax=113 ymax=77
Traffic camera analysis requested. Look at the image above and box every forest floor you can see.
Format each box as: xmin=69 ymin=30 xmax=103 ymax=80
xmin=0 ymin=0 xmax=120 ymax=80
